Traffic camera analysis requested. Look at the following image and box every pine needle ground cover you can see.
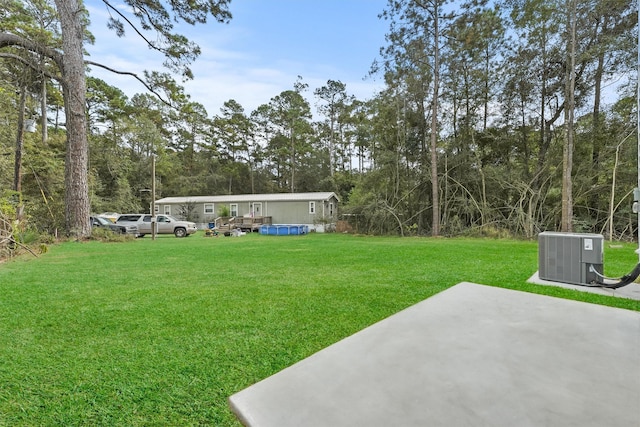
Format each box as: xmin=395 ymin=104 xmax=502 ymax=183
xmin=1 ymin=234 xmax=638 ymax=425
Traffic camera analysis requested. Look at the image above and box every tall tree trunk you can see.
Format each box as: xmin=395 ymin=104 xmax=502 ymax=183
xmin=430 ymin=1 xmax=441 ymax=237
xmin=561 ymin=0 xmax=576 ymax=232
xmin=41 ymin=80 xmax=48 ymax=145
xmin=483 ymin=46 xmax=489 ymax=132
xmin=329 ymin=110 xmax=335 ymax=177
xmin=14 ymin=86 xmax=26 ymax=193
xmin=590 ymin=16 xmax=606 ymax=214
xmin=290 ymin=131 xmax=295 ymax=192
xmin=55 ymin=0 xmax=90 ymax=237
xmin=534 ymin=28 xmax=549 ymax=192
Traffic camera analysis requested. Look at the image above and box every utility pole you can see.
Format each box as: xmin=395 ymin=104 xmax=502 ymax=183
xmin=152 ymin=155 xmax=156 ymax=241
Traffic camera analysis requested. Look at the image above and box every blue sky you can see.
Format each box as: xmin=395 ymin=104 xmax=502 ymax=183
xmin=85 ymin=0 xmax=389 ymax=117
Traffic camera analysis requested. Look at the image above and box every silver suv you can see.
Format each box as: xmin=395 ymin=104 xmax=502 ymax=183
xmin=116 ymin=214 xmax=198 ymax=238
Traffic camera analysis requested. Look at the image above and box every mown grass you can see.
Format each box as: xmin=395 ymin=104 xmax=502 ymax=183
xmin=0 ymin=233 xmax=638 ymax=425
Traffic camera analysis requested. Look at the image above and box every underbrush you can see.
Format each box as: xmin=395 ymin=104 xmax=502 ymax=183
xmin=1 ymin=228 xmax=134 ymax=262
xmin=0 ymin=229 xmax=57 ymax=261
xmin=89 ymin=227 xmax=136 ymax=242
xmin=459 ymin=224 xmax=515 ymax=239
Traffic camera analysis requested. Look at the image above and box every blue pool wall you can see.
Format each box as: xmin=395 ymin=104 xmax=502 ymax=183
xmin=259 ymin=224 xmax=310 ymax=235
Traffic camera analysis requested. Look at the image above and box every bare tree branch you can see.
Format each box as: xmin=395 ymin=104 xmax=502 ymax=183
xmin=85 ymin=60 xmax=172 ymax=107
xmin=0 ymin=33 xmax=64 ymax=77
xmin=0 ymin=52 xmax=61 ymax=82
xmin=100 ymin=0 xmax=168 ymax=56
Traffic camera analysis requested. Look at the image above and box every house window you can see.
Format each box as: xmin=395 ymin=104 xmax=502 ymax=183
xmin=309 ymin=201 xmax=316 ymax=214
xmin=204 ymin=203 xmax=214 ymax=215
xmin=329 ymin=202 xmax=334 ymax=217
xmin=164 ymin=205 xmax=171 ymax=215
xmin=230 ymin=203 xmax=238 ymax=217
xmin=154 ymin=204 xmax=159 ymax=214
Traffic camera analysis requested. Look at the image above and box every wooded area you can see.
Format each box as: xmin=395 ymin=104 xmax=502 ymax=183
xmin=0 ymin=0 xmax=637 ymax=241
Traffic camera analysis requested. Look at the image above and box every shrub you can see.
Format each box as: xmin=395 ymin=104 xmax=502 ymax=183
xmin=90 ymin=228 xmax=134 ymax=242
xmin=218 ymin=205 xmax=230 ymax=217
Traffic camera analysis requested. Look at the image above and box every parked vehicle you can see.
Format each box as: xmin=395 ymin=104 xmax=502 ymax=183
xmin=116 ymin=214 xmax=197 ymax=238
xmin=90 ymin=216 xmax=138 ymax=235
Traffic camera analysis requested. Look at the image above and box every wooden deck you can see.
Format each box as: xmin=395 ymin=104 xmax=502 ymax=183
xmin=213 ymin=216 xmax=272 ymax=233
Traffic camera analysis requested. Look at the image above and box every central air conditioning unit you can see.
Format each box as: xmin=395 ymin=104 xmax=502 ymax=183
xmin=538 ymin=232 xmax=603 ymax=285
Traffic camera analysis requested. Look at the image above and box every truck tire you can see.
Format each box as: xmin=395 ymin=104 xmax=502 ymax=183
xmin=174 ymin=227 xmax=187 ymax=238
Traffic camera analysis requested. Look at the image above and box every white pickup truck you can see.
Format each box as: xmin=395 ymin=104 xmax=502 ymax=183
xmin=116 ymin=214 xmax=198 ymax=237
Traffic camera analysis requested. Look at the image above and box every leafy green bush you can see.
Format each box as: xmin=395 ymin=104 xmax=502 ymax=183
xmin=13 ymin=229 xmax=41 ymax=244
xmin=218 ymin=205 xmax=230 ymax=217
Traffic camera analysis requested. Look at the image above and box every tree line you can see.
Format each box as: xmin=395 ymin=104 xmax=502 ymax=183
xmin=0 ymin=0 xmax=637 ymax=241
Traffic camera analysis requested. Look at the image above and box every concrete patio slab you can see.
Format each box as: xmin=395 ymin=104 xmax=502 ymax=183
xmin=229 ymin=282 xmax=640 ymax=427
xmin=528 ymin=271 xmax=640 ymax=301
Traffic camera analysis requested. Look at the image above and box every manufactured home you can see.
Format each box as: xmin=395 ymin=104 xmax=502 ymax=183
xmin=154 ymin=192 xmax=339 ymax=232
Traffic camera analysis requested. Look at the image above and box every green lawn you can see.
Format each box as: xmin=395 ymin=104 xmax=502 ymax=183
xmin=0 ymin=233 xmax=638 ymax=425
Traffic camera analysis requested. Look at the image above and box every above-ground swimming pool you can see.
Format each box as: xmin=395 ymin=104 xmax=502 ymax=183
xmin=259 ymin=224 xmax=309 ymax=235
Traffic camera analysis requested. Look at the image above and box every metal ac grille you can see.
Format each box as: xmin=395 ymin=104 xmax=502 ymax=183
xmin=538 ymin=232 xmax=603 ymax=285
